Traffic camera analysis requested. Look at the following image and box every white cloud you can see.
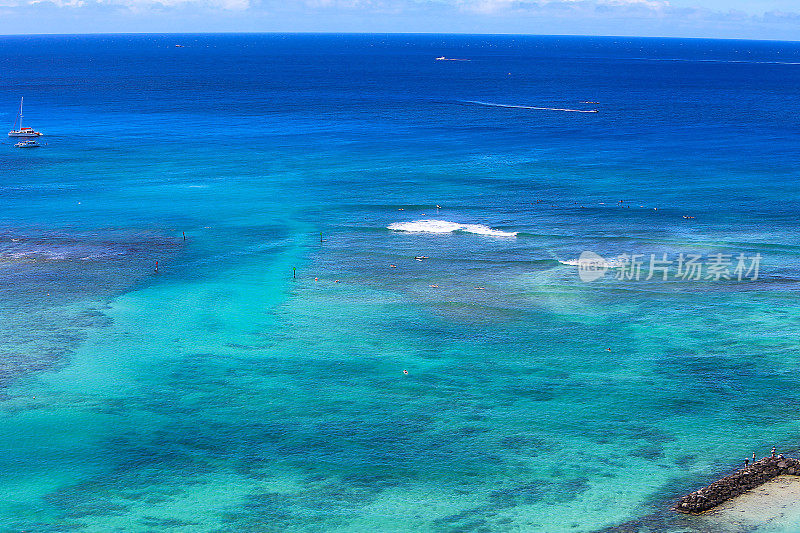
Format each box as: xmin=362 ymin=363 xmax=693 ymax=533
xmin=98 ymin=0 xmax=250 ymax=9
xmin=6 ymin=0 xmax=800 ymax=28
xmin=459 ymin=0 xmax=670 ymax=15
xmin=305 ymin=0 xmax=371 ymax=7
xmin=30 ymin=0 xmax=85 ymax=6
xmin=301 ymin=0 xmax=405 ymax=13
xmin=20 ymin=0 xmax=250 ymax=9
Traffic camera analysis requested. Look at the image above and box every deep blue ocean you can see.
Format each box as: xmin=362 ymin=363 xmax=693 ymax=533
xmin=1 ymin=33 xmax=800 ymax=532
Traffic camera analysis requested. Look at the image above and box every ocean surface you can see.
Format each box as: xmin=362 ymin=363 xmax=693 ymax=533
xmin=1 ymin=33 xmax=800 ymax=532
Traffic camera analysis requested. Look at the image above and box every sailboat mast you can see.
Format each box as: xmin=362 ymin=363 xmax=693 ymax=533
xmin=18 ymin=97 xmax=23 ymax=130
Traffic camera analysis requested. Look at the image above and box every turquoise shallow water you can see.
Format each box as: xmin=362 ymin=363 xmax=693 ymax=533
xmin=2 ymin=34 xmax=800 ymax=532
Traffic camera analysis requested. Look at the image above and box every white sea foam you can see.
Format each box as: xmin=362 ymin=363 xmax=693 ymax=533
xmin=462 ymin=100 xmax=599 ymax=113
xmin=558 ymin=256 xmax=625 ymax=268
xmin=2 ymin=244 xmax=128 ymax=261
xmin=6 ymin=251 xmax=69 ymax=260
xmin=388 ymin=220 xmax=517 ymax=237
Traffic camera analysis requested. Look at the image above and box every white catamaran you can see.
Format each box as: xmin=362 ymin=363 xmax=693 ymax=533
xmin=8 ymin=97 xmax=43 ymax=138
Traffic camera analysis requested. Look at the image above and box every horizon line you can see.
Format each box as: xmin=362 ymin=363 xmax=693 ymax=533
xmin=0 ymin=31 xmax=798 ymax=44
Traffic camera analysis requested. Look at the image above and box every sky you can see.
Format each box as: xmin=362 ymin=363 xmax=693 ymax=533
xmin=0 ymin=0 xmax=799 ymax=40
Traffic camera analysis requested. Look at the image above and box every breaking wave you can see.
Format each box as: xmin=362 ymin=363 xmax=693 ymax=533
xmin=388 ymin=220 xmax=517 ymax=237
xmin=558 ymin=256 xmax=625 ymax=268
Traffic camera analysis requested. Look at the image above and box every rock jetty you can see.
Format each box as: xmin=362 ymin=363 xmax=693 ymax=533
xmin=674 ymin=455 xmax=800 ymax=514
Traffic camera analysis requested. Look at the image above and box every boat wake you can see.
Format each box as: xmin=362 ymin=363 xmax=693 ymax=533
xmin=461 ymin=100 xmax=598 ymax=113
xmin=388 ymin=219 xmax=517 ymax=237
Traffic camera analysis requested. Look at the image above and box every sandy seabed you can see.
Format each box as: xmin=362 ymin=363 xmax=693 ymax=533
xmin=695 ymin=475 xmax=800 ymax=533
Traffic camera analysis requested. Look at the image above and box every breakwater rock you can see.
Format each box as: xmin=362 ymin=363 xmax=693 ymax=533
xmin=674 ymin=456 xmax=800 ymax=514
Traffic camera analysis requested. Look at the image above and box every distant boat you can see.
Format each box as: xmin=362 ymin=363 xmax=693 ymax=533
xmin=8 ymin=98 xmax=43 ymax=138
xmin=14 ymin=139 xmax=41 ymax=148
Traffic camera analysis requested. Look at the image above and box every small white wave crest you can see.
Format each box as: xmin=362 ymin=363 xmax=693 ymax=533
xmin=558 ymin=256 xmax=625 ymax=268
xmin=462 ymin=100 xmax=599 ymax=113
xmin=388 ymin=220 xmax=517 ymax=237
